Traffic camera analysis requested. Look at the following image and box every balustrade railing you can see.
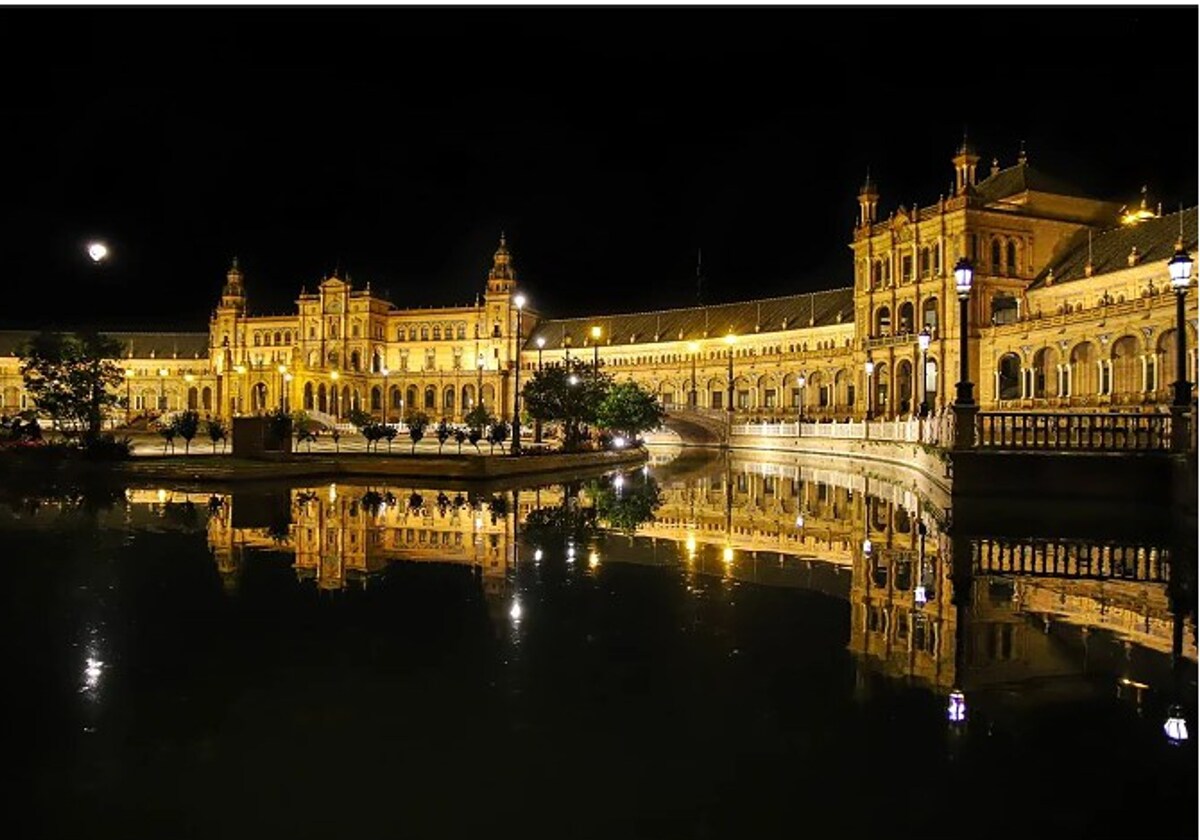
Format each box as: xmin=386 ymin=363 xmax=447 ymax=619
xmin=974 ymin=538 xmax=1170 ymax=582
xmin=731 ymin=416 xmax=946 ymax=446
xmin=975 ymin=411 xmax=1172 ymax=451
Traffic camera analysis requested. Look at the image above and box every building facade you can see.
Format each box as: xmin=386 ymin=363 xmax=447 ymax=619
xmin=0 ymin=144 xmax=1195 ymax=425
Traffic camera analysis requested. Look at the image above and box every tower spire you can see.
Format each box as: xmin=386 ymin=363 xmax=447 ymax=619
xmin=487 ymin=231 xmax=516 ymax=294
xmin=858 ymin=169 xmax=880 ymax=227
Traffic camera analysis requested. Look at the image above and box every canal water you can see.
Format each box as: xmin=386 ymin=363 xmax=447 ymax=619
xmin=2 ymin=450 xmax=1195 ymax=839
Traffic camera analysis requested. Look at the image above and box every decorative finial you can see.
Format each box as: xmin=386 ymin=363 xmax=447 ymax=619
xmin=1085 ymin=230 xmax=1094 ymax=277
xmin=991 ymin=157 xmax=999 ymax=177
xmin=1018 ymin=140 xmax=1027 ymax=165
xmin=231 ymin=256 xmax=239 ymax=270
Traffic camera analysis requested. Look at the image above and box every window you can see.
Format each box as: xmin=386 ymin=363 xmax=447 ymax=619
xmin=764 ymin=389 xmax=776 ymax=408
xmin=420 ymin=327 xmax=429 ymax=341
xmin=902 ymin=255 xmax=913 ymax=283
xmin=397 ymin=327 xmax=406 ymax=341
xmin=919 ymin=248 xmax=930 ymax=278
xmin=991 ymin=239 xmax=1002 ymax=274
xmin=1006 ymin=240 xmax=1018 ymax=277
xmin=457 ymin=325 xmax=466 ymax=340
xmin=433 ymin=326 xmax=442 ymax=341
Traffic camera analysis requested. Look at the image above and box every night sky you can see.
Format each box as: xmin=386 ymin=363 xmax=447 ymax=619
xmin=1 ymin=6 xmax=1196 ymax=331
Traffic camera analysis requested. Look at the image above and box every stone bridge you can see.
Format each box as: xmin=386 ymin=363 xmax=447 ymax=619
xmin=661 ymin=407 xmax=730 ymax=446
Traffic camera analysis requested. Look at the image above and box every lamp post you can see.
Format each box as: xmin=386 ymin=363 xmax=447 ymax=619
xmin=381 ymin=367 xmax=389 ymax=425
xmin=953 ymin=257 xmax=975 ymax=406
xmin=590 ymin=325 xmax=601 ymax=371
xmin=796 ymin=374 xmax=806 ymax=435
xmin=864 ymin=359 xmax=875 ymax=421
xmin=233 ymin=364 xmax=246 ymax=416
xmin=329 ymin=369 xmax=339 ymax=420
xmin=687 ymin=341 xmax=699 ymax=408
xmin=724 ymin=333 xmax=736 ymax=421
xmin=283 ymin=373 xmax=292 ymax=414
xmin=184 ymin=373 xmax=196 ymax=414
xmin=534 ymin=336 xmax=545 ymax=443
xmin=918 ymin=327 xmax=931 ymax=415
xmin=1168 ymin=241 xmax=1194 ymax=452
xmin=512 ymin=293 xmax=526 ymax=455
xmin=157 ymin=367 xmax=169 ymax=412
xmin=476 ymin=352 xmax=485 ymax=412
xmin=277 ymin=364 xmax=288 ymax=412
xmin=123 ymin=368 xmax=133 ymax=423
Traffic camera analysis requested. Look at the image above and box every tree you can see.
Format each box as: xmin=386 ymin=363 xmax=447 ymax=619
xmin=487 ymin=420 xmax=509 ymax=454
xmin=159 ymin=422 xmax=178 ymax=454
xmin=467 ymin=425 xmax=483 ymax=453
xmin=330 ymin=426 xmax=341 ymax=453
xmin=593 ymin=473 xmax=662 ymax=534
xmin=207 ymin=418 xmax=227 ymax=453
xmin=174 ymin=409 xmax=200 ymax=454
xmin=435 ymin=418 xmax=452 ymax=453
xmin=18 ymin=331 xmax=124 ymax=444
xmin=362 ymin=423 xmax=386 ymax=452
xmin=464 ymin=403 xmax=492 ymax=434
xmin=405 ymin=410 xmax=430 ymax=453
xmin=521 ymin=359 xmax=611 ymax=451
xmin=453 ymin=426 xmax=467 ymax=454
xmin=382 ymin=424 xmax=397 ymax=452
xmin=296 ymin=424 xmax=317 ymax=452
xmin=596 ymin=380 xmax=666 ymax=443
xmin=347 ymin=407 xmax=373 ymax=431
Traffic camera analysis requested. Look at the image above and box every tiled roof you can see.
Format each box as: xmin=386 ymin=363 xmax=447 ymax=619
xmin=0 ymin=330 xmax=210 ymax=360
xmin=974 ymin=162 xmax=1093 ymax=204
xmin=1028 ymin=206 xmax=1198 ymax=289
xmin=527 ymin=288 xmax=855 ymax=351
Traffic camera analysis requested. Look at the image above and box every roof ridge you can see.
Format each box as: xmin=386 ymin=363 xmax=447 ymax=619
xmin=542 ymin=286 xmax=854 ymax=324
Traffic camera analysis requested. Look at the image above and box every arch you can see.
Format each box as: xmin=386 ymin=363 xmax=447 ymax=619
xmin=1110 ymin=335 xmax=1140 ymax=397
xmin=481 ymin=383 xmax=496 ymax=410
xmin=274 ymin=331 xmax=282 ymax=346
xmin=370 ymin=386 xmax=382 ymax=411
xmin=1070 ymin=341 xmax=1098 ymax=397
xmin=424 ymin=385 xmax=436 ymax=410
xmin=1006 ymin=240 xmax=1018 ymax=277
xmin=340 ymin=386 xmax=352 ymax=415
xmin=390 ymin=385 xmax=402 ymax=410
xmin=251 ymin=381 xmax=269 ymax=413
xmin=329 ymin=385 xmax=340 ymax=417
xmin=328 ymin=350 xmax=339 ymax=367
xmin=371 ymin=351 xmax=382 ymax=374
xmin=462 ymin=383 xmax=476 ymax=410
xmin=922 ymin=297 xmax=939 ymax=335
xmin=318 ymin=383 xmax=328 ymax=413
xmin=406 ymin=385 xmax=419 ymax=410
xmin=253 ymin=333 xmax=262 ymax=347
xmin=187 ymin=386 xmax=199 ymax=410
xmin=895 ymin=359 xmax=913 ymax=414
xmin=202 ymin=386 xmax=213 ymax=412
xmin=834 ymin=369 xmax=849 ymax=409
xmin=922 ymin=358 xmax=937 ymax=408
xmin=919 ymin=247 xmax=931 ymax=278
xmin=898 ymin=301 xmax=914 ymax=334
xmin=875 ymin=305 xmax=891 ymax=336
xmin=304 ymin=381 xmax=315 ymax=410
xmin=308 ymin=350 xmax=319 ymax=368
xmin=997 ymin=353 xmax=1021 ymax=400
xmin=991 ymin=238 xmax=1002 ymax=274
xmin=1031 ymin=347 xmax=1059 ymax=398
xmin=873 ymin=362 xmax=890 ymax=416
xmin=283 ymin=330 xmax=292 ymax=345
xmin=443 ymin=386 xmax=455 ymax=412
xmin=350 ymin=350 xmax=362 ymax=372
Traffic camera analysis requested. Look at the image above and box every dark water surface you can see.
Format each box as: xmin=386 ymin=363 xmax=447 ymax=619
xmin=2 ymin=451 xmax=1196 ymax=839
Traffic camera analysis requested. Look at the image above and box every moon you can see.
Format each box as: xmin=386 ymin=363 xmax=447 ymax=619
xmin=87 ymin=241 xmax=109 ymax=263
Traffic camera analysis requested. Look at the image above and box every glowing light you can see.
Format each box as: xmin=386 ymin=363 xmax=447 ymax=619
xmin=723 ymin=546 xmax=734 ymax=564
xmin=914 ymin=584 xmax=927 ymax=605
xmin=642 ymin=465 xmax=649 ymax=476
xmin=87 ymin=241 xmax=109 ymax=263
xmin=864 ymin=360 xmax=875 ymax=376
xmin=862 ymin=538 xmax=872 ymax=555
xmin=685 ymin=533 xmax=697 ymax=554
xmin=535 ymin=336 xmax=545 ymax=348
xmin=380 ymin=367 xmax=389 ymax=377
xmin=947 ymin=690 xmax=966 ymax=723
xmin=612 ymin=436 xmax=626 ymax=449
xmin=234 ymin=364 xmax=246 ymax=375
xmin=795 ymin=514 xmax=804 ymax=528
xmin=590 ymin=325 xmax=601 ymax=340
xmin=567 ymin=545 xmax=576 ymax=563
xmin=156 ymin=489 xmax=167 ymax=503
xmin=284 ymin=373 xmax=293 ymax=382
xmin=124 ymin=368 xmax=134 ymax=378
xmin=1164 ymin=706 xmax=1189 ymax=744
xmin=83 ymin=657 xmax=104 ymax=689
xmin=474 ymin=517 xmax=483 ymax=530
xmin=158 ymin=367 xmax=169 ymax=378
xmin=588 ymin=551 xmax=599 ymax=569
xmin=687 ymin=341 xmax=699 ymax=353
xmin=509 ymin=600 xmax=522 ymax=622
xmin=328 ymin=484 xmax=337 ymax=503
xmin=514 ymin=293 xmax=527 ymax=310
xmin=184 ymin=373 xmax=196 ymax=384
xmin=613 ymin=474 xmax=625 ymax=490
xmin=533 ymin=548 xmax=543 ymax=562
xmin=329 ymin=370 xmax=340 ymax=381
xmin=568 ymin=374 xmax=579 ymax=385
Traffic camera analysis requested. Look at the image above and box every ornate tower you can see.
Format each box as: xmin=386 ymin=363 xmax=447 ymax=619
xmin=858 ymin=173 xmax=879 ymax=228
xmin=219 ymin=257 xmax=247 ymax=312
xmin=952 ymin=136 xmax=980 ymax=195
xmin=487 ymin=232 xmax=517 ymax=295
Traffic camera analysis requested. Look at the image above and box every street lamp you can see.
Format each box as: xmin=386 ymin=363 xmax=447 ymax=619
xmin=590 ymin=325 xmax=602 ymax=370
xmin=1168 ymin=241 xmax=1193 ymax=408
xmin=864 ymin=359 xmax=875 ymax=421
xmin=233 ymin=364 xmax=246 ymax=416
xmin=796 ymin=374 xmax=806 ymax=427
xmin=724 ymin=333 xmax=736 ymax=418
xmin=512 ymin=293 xmax=526 ymax=455
xmin=381 ymin=367 xmax=389 ymax=425
xmin=123 ymin=368 xmax=133 ymax=423
xmin=687 ymin=341 xmax=699 ymax=408
xmin=87 ymin=241 xmax=109 ymax=264
xmin=918 ymin=327 xmax=932 ymax=415
xmin=953 ymin=257 xmax=975 ymax=406
xmin=329 ymin=369 xmax=340 ymax=420
xmin=476 ymin=352 xmax=485 ymax=412
xmin=157 ymin=367 xmax=169 ymax=412
xmin=534 ymin=336 xmax=545 ymax=443
xmin=277 ymin=364 xmax=288 ymax=412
